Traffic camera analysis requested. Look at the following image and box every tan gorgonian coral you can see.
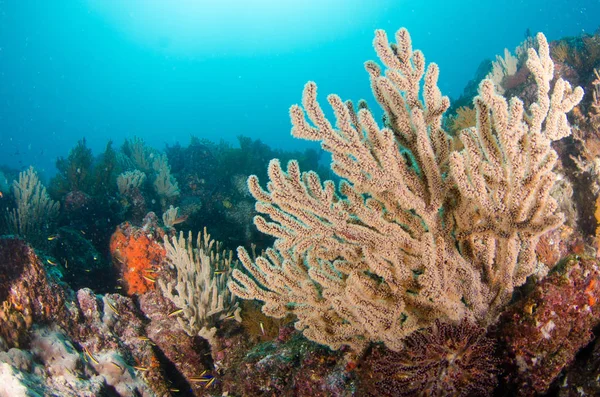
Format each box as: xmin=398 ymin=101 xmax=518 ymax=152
xmin=161 ymin=205 xmax=179 ymax=228
xmin=550 ymin=41 xmax=570 ymax=64
xmin=6 ymin=167 xmax=59 ymax=244
xmin=160 ymin=228 xmax=241 ymax=351
xmin=486 ymin=36 xmax=535 ymax=94
xmin=447 ymin=105 xmax=477 ymax=135
xmin=229 ymin=28 xmax=583 ymax=353
xmin=116 ymin=169 xmax=146 ymax=196
xmin=125 ymin=136 xmax=155 ymax=172
xmin=152 ymin=154 xmax=180 ymax=207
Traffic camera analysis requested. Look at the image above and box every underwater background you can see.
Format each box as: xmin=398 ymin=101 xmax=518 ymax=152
xmin=3 ymin=1 xmax=600 ymax=396
xmin=0 ymin=1 xmax=599 ymax=176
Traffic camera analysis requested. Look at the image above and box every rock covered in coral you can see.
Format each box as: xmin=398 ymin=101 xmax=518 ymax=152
xmin=533 ymin=222 xmax=582 ymax=280
xmin=0 ymin=325 xmax=151 ymax=397
xmin=558 ymin=330 xmax=600 ymax=396
xmin=496 ymin=255 xmax=600 ymax=395
xmin=0 ymin=237 xmax=66 ymax=348
xmin=0 ymin=236 xmax=173 ymax=395
xmin=58 ymin=289 xmax=168 ymax=396
xmin=138 ymin=287 xmax=213 ymax=395
xmin=218 ymin=326 xmax=357 ymax=396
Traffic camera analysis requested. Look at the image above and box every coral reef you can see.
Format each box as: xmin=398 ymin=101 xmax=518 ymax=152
xmin=136 ymin=286 xmax=214 ymax=396
xmin=5 ymin=25 xmax=600 ymax=397
xmin=120 ymin=137 xmax=180 ymax=211
xmin=218 ymin=327 xmax=356 ymax=396
xmin=446 ymin=105 xmax=477 ymax=135
xmin=0 ymin=325 xmax=155 ymax=397
xmin=52 ymin=139 xmax=94 ymax=195
xmin=165 ymin=135 xmax=328 ymax=249
xmin=56 ymin=288 xmax=171 ymax=396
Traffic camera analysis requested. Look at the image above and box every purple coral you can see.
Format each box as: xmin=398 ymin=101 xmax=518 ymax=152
xmin=370 ymin=319 xmax=499 ymax=397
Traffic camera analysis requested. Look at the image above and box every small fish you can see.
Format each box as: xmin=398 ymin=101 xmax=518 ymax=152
xmin=84 ymin=346 xmax=99 ymax=365
xmin=136 ymin=336 xmax=155 ymax=346
xmin=142 ymin=275 xmax=156 ymax=283
xmin=169 ymin=389 xmax=180 ymax=393
xmin=105 ymin=300 xmax=120 ymax=316
xmin=65 ymin=259 xmax=68 ymax=268
xmin=260 ymin=321 xmax=265 ymax=336
xmin=223 ymin=313 xmax=236 ymax=320
xmin=214 ymin=270 xmax=226 ymax=275
xmin=205 ymin=377 xmax=216 ymax=388
xmin=80 ymin=230 xmax=86 ymax=235
xmin=47 ymin=258 xmax=57 ymax=266
xmin=0 ymin=191 xmax=3 ymax=198
xmin=172 ymin=215 xmax=188 ymax=225
xmin=47 ymin=235 xmax=58 ymax=241
xmin=168 ymin=309 xmax=184 ymax=317
xmin=190 ymin=372 xmax=213 ymax=383
xmin=133 ymin=366 xmax=149 ymax=372
xmin=110 ymin=361 xmax=123 ymax=371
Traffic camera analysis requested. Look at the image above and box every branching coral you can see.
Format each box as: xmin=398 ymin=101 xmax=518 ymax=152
xmin=152 ymin=154 xmax=180 ymax=207
xmin=159 ymin=228 xmax=241 ymax=350
xmin=485 ymin=37 xmax=535 ymax=94
xmin=229 ymin=27 xmax=583 ymax=353
xmin=121 ymin=137 xmax=180 ymax=209
xmin=117 ymin=170 xmax=146 ymax=196
xmin=53 ymin=138 xmax=94 ymax=194
xmin=447 ymin=106 xmax=477 ymax=135
xmin=5 ymin=167 xmax=59 ymax=245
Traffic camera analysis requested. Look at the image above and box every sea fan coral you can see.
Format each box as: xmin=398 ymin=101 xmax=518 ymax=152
xmin=371 ymin=319 xmax=499 ymax=397
xmin=230 ymin=27 xmax=583 ymax=353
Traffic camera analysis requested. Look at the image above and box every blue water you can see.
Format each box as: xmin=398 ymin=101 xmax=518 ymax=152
xmin=0 ymin=0 xmax=598 ymax=178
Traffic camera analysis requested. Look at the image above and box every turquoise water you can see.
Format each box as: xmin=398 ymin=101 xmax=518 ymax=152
xmin=0 ymin=0 xmax=598 ymax=176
